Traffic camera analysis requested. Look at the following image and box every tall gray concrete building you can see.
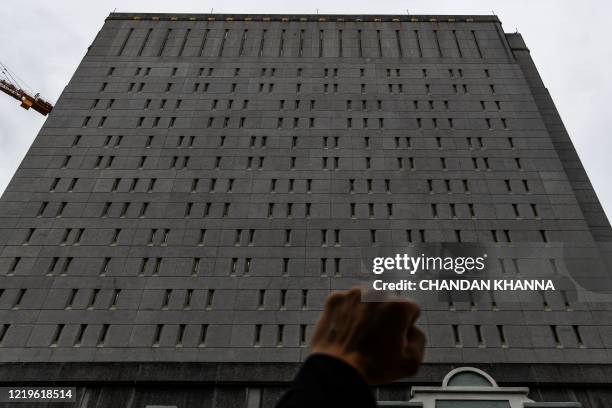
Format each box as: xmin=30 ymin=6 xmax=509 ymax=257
xmin=0 ymin=12 xmax=611 ymax=408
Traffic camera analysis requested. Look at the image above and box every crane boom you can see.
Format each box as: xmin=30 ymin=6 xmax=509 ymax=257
xmin=0 ymin=62 xmax=53 ymax=116
xmin=0 ymin=79 xmax=53 ymax=116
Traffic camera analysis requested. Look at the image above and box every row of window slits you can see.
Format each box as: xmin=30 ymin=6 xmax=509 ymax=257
xmin=0 ymin=321 xmax=585 ymax=349
xmin=93 ymin=97 xmax=502 ymax=112
xmin=97 ymin=81 xmax=498 ymax=99
xmin=4 ymin=253 xmax=560 ymax=277
xmin=84 ymin=115 xmax=507 ymax=130
xmin=0 ymin=286 xmax=573 ymax=312
xmin=73 ymin=133 xmax=506 ymax=150
xmin=12 ymin=225 xmax=549 ymax=252
xmin=92 ymin=99 xmax=503 ymax=117
xmin=59 ymin=149 xmax=522 ymax=173
xmin=58 ymin=152 xmax=520 ymax=171
xmin=33 ymin=201 xmax=540 ymax=220
xmin=105 ymin=65 xmax=489 ymax=79
xmin=115 ymin=27 xmax=489 ymax=59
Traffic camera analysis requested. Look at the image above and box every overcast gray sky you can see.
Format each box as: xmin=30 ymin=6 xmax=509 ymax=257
xmin=1 ymin=0 xmax=611 ymax=222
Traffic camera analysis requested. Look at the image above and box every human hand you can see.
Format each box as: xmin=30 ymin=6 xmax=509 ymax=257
xmin=310 ymin=288 xmax=425 ymax=385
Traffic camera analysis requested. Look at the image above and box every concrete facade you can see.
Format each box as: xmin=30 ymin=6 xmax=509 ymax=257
xmin=0 ymin=13 xmax=611 ymax=407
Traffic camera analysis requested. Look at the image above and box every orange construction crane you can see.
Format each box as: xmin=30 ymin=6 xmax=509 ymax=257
xmin=0 ymin=61 xmax=53 ymax=116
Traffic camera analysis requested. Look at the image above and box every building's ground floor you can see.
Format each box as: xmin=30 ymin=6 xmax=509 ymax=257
xmin=0 ymin=362 xmax=609 ymax=408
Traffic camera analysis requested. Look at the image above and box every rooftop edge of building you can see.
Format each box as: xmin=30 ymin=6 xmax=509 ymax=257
xmin=106 ymin=12 xmax=501 ymax=24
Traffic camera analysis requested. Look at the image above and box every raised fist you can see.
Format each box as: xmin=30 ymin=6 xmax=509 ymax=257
xmin=310 ymin=288 xmax=425 ymax=385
